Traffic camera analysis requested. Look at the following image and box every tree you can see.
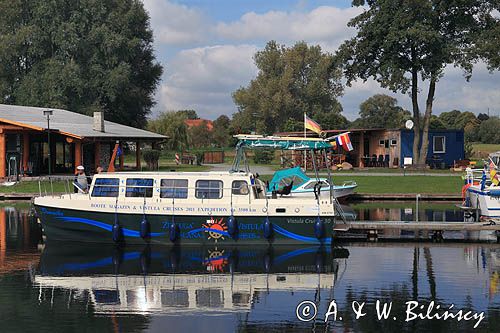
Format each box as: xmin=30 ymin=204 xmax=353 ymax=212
xmin=212 ymin=115 xmax=231 ymax=147
xmin=337 ymin=0 xmax=498 ymax=165
xmin=147 ymin=112 xmax=189 ymax=151
xmin=188 ymin=121 xmax=213 ymax=149
xmin=356 ymin=94 xmax=410 ymax=128
xmin=477 ymin=113 xmax=490 ymax=122
xmin=232 ymin=41 xmax=344 ymax=134
xmin=477 ymin=117 xmax=500 ymax=144
xmin=177 ymin=110 xmax=199 ymax=120
xmin=0 ymin=0 xmax=162 ymax=128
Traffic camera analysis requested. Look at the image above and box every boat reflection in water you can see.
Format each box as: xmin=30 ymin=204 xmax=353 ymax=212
xmin=34 ymin=244 xmax=349 ymax=315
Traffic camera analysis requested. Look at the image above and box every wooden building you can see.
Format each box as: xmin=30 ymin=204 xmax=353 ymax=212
xmin=277 ymin=128 xmax=464 ymax=168
xmin=0 ymin=104 xmax=167 ymax=178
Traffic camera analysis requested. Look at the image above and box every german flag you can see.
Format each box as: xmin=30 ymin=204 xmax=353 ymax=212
xmin=304 ymin=113 xmax=322 ymax=135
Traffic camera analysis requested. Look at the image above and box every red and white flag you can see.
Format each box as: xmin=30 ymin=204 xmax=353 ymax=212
xmin=336 ymin=133 xmax=353 ymax=151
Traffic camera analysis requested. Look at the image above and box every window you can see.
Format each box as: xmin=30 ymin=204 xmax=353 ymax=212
xmin=232 ymin=180 xmax=249 ymax=195
xmin=390 ymin=139 xmax=397 ymax=146
xmin=304 ymin=181 xmax=327 ymax=190
xmin=160 ymin=179 xmax=188 ymax=198
xmin=195 ymin=180 xmax=223 ymax=199
xmin=433 ymin=136 xmax=446 ymax=153
xmin=91 ymin=178 xmax=119 ymax=197
xmin=379 ymin=139 xmax=385 ymax=146
xmin=126 ymin=178 xmax=154 ymax=198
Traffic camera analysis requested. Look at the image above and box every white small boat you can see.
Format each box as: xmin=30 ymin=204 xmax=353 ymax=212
xmin=461 ymin=152 xmax=500 ymax=221
xmin=267 ymin=167 xmax=357 ymax=199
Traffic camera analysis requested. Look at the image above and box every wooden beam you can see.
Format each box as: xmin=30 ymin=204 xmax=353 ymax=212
xmin=74 ymin=140 xmax=82 ymax=172
xmin=0 ymin=125 xmax=27 ymax=133
xmin=136 ymin=141 xmax=141 ymax=170
xmin=0 ymin=133 xmax=5 ymax=178
xmin=23 ymin=133 xmax=29 ymax=174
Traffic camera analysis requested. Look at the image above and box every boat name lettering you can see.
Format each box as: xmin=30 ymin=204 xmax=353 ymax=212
xmin=40 ymin=208 xmax=64 ymax=216
xmin=197 ymin=207 xmax=228 ymax=212
xmin=239 ymin=223 xmax=263 ymax=231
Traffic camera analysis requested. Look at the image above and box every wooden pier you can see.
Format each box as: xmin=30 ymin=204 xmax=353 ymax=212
xmin=333 ymin=220 xmax=500 ymax=242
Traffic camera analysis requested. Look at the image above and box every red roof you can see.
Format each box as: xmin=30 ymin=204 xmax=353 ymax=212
xmin=184 ymin=119 xmax=214 ymax=131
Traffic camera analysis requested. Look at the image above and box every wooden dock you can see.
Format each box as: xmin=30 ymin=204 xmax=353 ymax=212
xmin=333 ymin=220 xmax=500 ymax=242
xmin=334 ymin=221 xmax=500 ymax=231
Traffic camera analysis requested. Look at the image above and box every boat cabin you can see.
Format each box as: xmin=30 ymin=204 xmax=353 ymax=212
xmin=88 ymin=171 xmax=268 ymax=202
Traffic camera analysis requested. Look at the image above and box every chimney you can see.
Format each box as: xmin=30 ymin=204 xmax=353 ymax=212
xmin=93 ymin=112 xmax=105 ymax=132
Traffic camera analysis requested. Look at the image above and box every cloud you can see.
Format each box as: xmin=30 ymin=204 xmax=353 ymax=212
xmin=156 ymin=44 xmax=259 ymax=119
xmin=340 ymin=62 xmax=500 ymax=120
xmin=215 ymin=6 xmax=364 ymax=50
xmin=142 ymin=0 xmax=209 ymax=45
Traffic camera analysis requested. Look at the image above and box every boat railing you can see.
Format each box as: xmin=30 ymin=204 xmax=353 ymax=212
xmin=36 ymin=175 xmax=80 ymax=198
xmin=465 ymin=168 xmax=492 ymax=186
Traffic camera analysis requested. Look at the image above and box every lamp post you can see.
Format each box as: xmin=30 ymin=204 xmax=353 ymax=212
xmin=43 ymin=110 xmax=53 ymax=175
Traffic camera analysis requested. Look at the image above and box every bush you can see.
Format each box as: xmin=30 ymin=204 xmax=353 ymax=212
xmin=143 ymin=149 xmax=160 ymax=170
xmin=253 ymin=149 xmax=274 ymax=164
xmin=464 ymin=141 xmax=474 ymax=159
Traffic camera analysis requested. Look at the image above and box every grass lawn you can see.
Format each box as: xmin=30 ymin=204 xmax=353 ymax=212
xmin=332 ymin=175 xmax=462 ymax=194
xmin=260 ymin=174 xmax=462 ymax=194
xmin=472 ymin=143 xmax=500 ymax=154
xmin=0 ymin=180 xmax=67 ymax=194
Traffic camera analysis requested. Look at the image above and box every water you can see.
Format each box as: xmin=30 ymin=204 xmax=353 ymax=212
xmin=1 ymin=203 xmax=499 ymax=332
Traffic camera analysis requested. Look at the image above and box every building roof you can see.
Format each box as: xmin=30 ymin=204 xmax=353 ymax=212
xmin=184 ymin=119 xmax=214 ymax=131
xmin=0 ymin=104 xmax=167 ymax=140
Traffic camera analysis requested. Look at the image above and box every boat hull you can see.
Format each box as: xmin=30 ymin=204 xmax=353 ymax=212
xmin=35 ymin=205 xmax=338 ymax=245
xmin=466 ymin=187 xmax=500 ymax=220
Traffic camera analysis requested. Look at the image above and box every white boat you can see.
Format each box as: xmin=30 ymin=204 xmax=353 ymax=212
xmin=461 ymin=152 xmax=500 ymax=221
xmin=34 ymin=136 xmax=350 ymax=245
xmin=267 ymin=167 xmax=357 ymax=199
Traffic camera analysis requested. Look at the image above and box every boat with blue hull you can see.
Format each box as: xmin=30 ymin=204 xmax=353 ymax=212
xmin=35 ymin=135 xmax=350 ymax=245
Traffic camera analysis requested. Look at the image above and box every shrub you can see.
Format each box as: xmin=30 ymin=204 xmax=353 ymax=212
xmin=253 ymin=149 xmax=274 ymax=164
xmin=143 ymin=149 xmax=160 ymax=170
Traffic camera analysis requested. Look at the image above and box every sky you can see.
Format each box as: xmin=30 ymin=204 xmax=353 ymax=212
xmin=142 ymin=0 xmax=500 ymax=121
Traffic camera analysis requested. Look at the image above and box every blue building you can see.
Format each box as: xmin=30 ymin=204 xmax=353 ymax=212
xmin=399 ymin=129 xmax=465 ymax=168
xmin=306 ymin=128 xmax=465 ymax=168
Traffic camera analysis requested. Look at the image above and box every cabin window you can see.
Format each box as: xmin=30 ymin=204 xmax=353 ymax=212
xmin=433 ymin=136 xmax=446 ymax=153
xmin=125 ymin=178 xmax=154 ymax=198
xmin=232 ymin=180 xmax=249 ymax=195
xmin=304 ymin=181 xmax=327 ymax=190
xmin=160 ymin=179 xmax=188 ymax=199
xmin=195 ymin=180 xmax=223 ymax=199
xmin=91 ymin=178 xmax=119 ymax=197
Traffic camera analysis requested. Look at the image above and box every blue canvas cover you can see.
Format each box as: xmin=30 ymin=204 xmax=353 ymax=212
xmin=269 ymin=167 xmax=310 ymax=191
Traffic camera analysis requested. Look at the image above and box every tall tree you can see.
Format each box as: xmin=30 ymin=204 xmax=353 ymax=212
xmin=232 ymin=41 xmax=345 ymax=134
xmin=147 ymin=112 xmax=189 ymax=151
xmin=356 ymin=94 xmax=411 ymax=128
xmin=337 ymin=0 xmax=498 ymax=165
xmin=212 ymin=115 xmax=231 ymax=147
xmin=0 ymin=0 xmax=162 ymax=128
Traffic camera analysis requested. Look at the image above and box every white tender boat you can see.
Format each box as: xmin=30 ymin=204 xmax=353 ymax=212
xmin=267 ymin=166 xmax=357 ymax=199
xmin=461 ymin=152 xmax=500 ymax=221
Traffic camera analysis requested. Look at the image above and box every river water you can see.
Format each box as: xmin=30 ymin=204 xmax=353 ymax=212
xmin=0 ymin=203 xmax=499 ymax=332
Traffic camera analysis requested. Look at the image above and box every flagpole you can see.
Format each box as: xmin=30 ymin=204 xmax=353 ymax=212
xmin=304 ymin=112 xmax=307 ymax=170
